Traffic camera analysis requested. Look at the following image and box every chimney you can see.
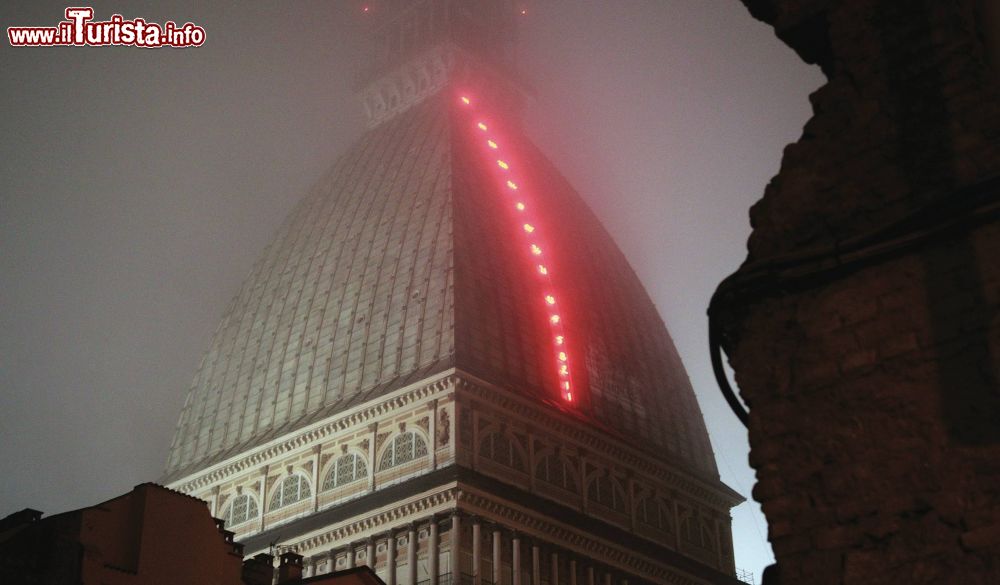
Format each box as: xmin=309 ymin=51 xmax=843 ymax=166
xmin=242 ymin=553 xmax=274 ymax=585
xmin=278 ymin=551 xmax=303 ymax=583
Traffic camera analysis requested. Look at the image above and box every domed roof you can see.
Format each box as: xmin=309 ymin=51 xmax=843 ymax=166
xmin=164 ymin=95 xmax=717 ymax=481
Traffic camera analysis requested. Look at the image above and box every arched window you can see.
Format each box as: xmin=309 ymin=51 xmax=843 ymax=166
xmin=222 ymin=493 xmax=258 ymax=527
xmin=269 ymin=473 xmax=312 ymax=510
xmin=637 ymin=497 xmax=673 ymax=532
xmin=378 ymin=431 xmax=428 ymax=471
xmin=535 ymin=454 xmax=577 ymax=493
xmin=587 ymin=475 xmax=626 ymax=513
xmin=680 ymin=513 xmax=716 ymax=552
xmin=479 ymin=432 xmax=525 ymax=472
xmin=323 ymin=453 xmax=368 ymax=490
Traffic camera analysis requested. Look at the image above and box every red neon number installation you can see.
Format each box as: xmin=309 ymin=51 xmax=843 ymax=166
xmin=458 ymin=94 xmax=575 ymax=403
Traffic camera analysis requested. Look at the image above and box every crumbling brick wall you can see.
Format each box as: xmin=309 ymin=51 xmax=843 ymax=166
xmin=715 ymin=1 xmax=1000 ymax=583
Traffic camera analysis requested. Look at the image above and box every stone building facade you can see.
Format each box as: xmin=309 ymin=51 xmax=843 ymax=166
xmin=164 ymin=3 xmax=742 ymax=585
xmin=712 ymin=1 xmax=1000 ymax=583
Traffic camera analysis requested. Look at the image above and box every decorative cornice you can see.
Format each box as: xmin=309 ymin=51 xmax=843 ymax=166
xmin=169 ymin=374 xmax=459 ymax=493
xmin=455 ymin=373 xmax=743 ymax=511
xmin=250 ymin=483 xmax=725 ymax=585
xmin=455 ymin=488 xmax=713 ymax=585
xmin=248 ymin=486 xmax=460 ymax=556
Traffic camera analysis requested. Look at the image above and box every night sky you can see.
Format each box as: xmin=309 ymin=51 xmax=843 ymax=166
xmin=0 ymin=1 xmax=823 ymax=580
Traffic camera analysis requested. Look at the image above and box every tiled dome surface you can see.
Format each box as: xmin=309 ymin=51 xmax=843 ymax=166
xmin=165 ymin=96 xmax=717 ymax=481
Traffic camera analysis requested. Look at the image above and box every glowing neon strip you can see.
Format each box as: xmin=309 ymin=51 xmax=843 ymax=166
xmin=458 ymin=94 xmax=575 ymax=403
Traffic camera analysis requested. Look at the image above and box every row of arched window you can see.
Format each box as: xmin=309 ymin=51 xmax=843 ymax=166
xmin=220 ymin=431 xmax=429 ymax=528
xmin=477 ymin=430 xmax=703 ymax=526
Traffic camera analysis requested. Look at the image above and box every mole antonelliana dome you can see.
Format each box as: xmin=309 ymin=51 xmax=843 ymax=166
xmin=165 ymin=98 xmax=717 ymax=486
xmin=164 ymin=3 xmax=717 ymax=487
xmin=162 ymin=5 xmax=741 ymax=584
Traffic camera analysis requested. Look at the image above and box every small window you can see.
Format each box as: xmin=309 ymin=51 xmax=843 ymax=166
xmin=270 ymin=473 xmax=312 ymax=510
xmin=323 ymin=453 xmax=368 ymax=490
xmin=379 ymin=431 xmax=429 ymax=470
xmin=587 ymin=476 xmax=627 ymax=513
xmin=479 ymin=432 xmax=525 ymax=472
xmin=535 ymin=454 xmax=577 ymax=493
xmin=222 ymin=493 xmax=259 ymax=527
xmin=637 ymin=497 xmax=672 ymax=532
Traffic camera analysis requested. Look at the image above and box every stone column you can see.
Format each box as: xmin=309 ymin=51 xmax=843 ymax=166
xmin=429 ymin=517 xmax=440 ymax=585
xmin=451 ymin=513 xmax=462 ymax=585
xmin=257 ymin=466 xmax=268 ymax=532
xmin=472 ymin=518 xmax=482 ymax=585
xmin=387 ymin=531 xmax=397 ymax=585
xmin=569 ymin=560 xmax=577 ymax=585
xmin=408 ymin=524 xmax=418 ymax=585
xmin=512 ymin=533 xmax=521 ymax=585
xmin=586 ymin=566 xmax=594 ymax=585
xmin=602 ymin=573 xmax=611 ymax=585
xmin=346 ymin=544 xmax=355 ymax=569
xmin=210 ymin=486 xmax=220 ymax=518
xmin=311 ymin=445 xmax=322 ymax=512
xmin=429 ymin=399 xmax=439 ymax=470
xmin=492 ymin=528 xmax=502 ymax=585
xmin=531 ymin=544 xmax=540 ymax=585
xmin=368 ymin=423 xmax=379 ymax=492
xmin=550 ymin=552 xmax=558 ymax=585
xmin=366 ymin=539 xmax=376 ymax=570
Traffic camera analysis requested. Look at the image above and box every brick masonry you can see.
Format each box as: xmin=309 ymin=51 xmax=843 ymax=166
xmin=719 ymin=1 xmax=1000 ymax=583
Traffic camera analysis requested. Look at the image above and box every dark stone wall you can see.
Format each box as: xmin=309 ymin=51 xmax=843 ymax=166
xmin=718 ymin=1 xmax=1000 ymax=583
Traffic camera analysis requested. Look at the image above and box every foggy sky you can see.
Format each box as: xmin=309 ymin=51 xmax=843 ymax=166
xmin=0 ymin=1 xmax=823 ymax=581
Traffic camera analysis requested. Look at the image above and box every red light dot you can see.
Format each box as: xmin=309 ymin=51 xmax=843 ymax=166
xmin=507 ymin=180 xmax=519 ymax=190
xmin=521 ymin=9 xmax=527 ymax=15
xmin=555 ymin=335 xmax=564 ymax=345
xmin=363 ymin=6 xmax=370 ymax=13
xmin=558 ymin=352 xmax=567 ymax=362
xmin=545 ymin=294 xmax=555 ymax=305
xmin=460 ymin=96 xmax=470 ymax=104
xmin=563 ymin=381 xmax=571 ymax=391
xmin=530 ymin=244 xmax=542 ymax=255
xmin=487 ymin=140 xmax=498 ymax=149
xmin=559 ymin=365 xmax=569 ymax=376
xmin=515 ymin=202 xmax=525 ymax=211
xmin=524 ymin=224 xmax=535 ymax=233
xmin=497 ymin=160 xmax=509 ymax=170
xmin=550 ymin=315 xmax=560 ymax=324
xmin=478 ymin=122 xmax=488 ymax=131
xmin=538 ymin=265 xmax=548 ymax=275
xmin=565 ymin=392 xmax=573 ymax=401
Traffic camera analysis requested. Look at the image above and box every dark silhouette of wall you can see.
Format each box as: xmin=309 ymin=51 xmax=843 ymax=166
xmin=714 ymin=1 xmax=1000 ymax=583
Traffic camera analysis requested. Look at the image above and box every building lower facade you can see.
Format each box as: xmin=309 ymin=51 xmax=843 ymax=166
xmin=167 ymin=371 xmax=741 ymax=585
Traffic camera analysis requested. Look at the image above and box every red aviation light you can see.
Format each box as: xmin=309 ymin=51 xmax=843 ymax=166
xmin=460 ymin=92 xmax=576 ymax=404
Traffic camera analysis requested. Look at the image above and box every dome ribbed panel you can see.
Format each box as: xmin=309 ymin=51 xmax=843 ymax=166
xmin=166 ymin=93 xmax=718 ymax=481
xmin=450 ymin=113 xmax=718 ymax=477
xmin=165 ymin=100 xmax=454 ymax=477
